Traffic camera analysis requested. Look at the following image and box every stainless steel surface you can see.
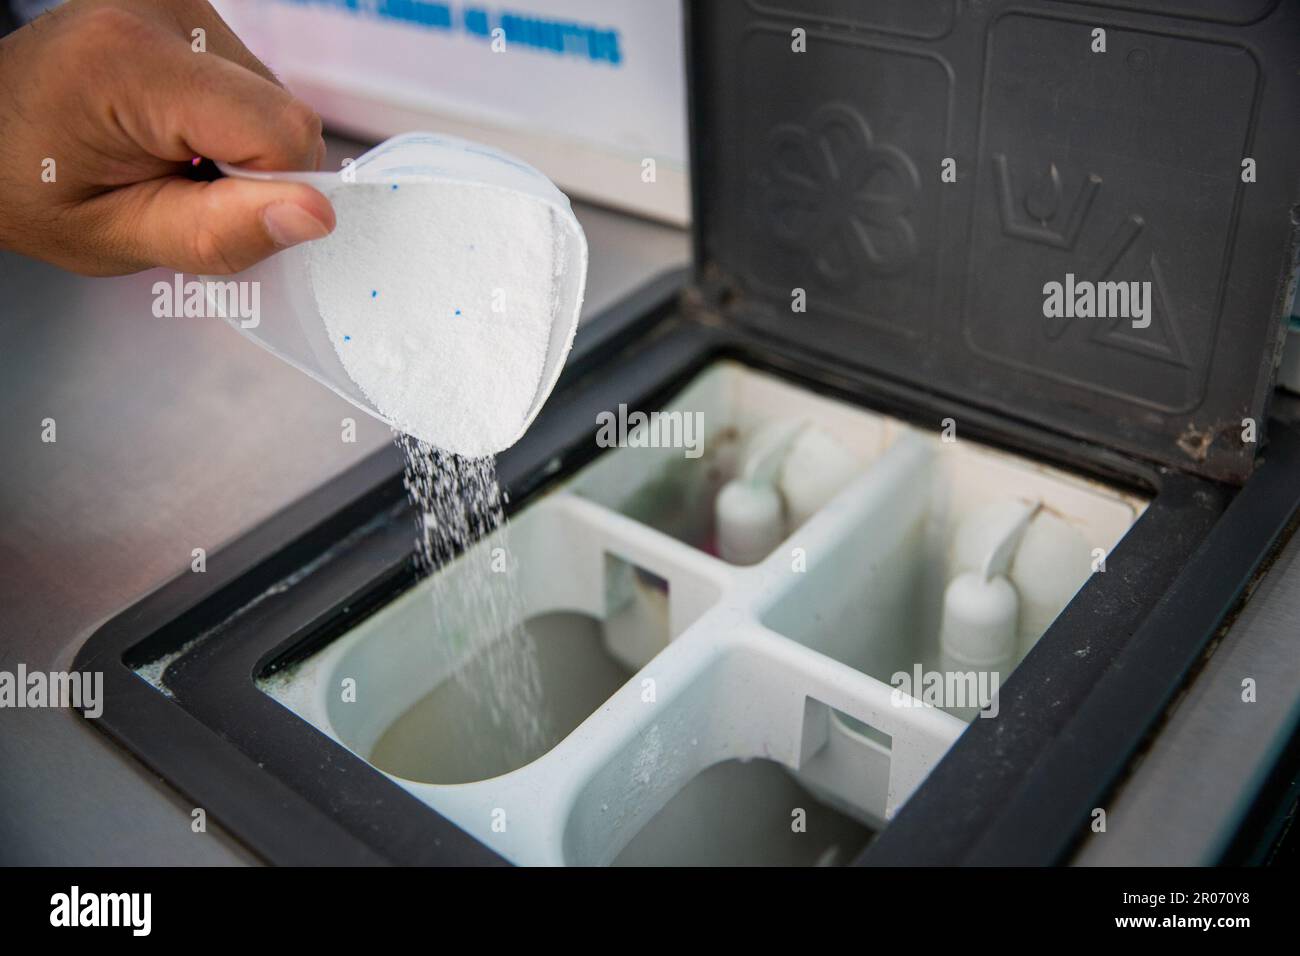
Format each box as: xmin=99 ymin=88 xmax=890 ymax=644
xmin=1074 ymin=525 xmax=1300 ymax=866
xmin=0 ymin=135 xmax=689 ymax=864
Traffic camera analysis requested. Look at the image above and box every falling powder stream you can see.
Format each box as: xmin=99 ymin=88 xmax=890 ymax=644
xmin=396 ymin=433 xmax=549 ymax=768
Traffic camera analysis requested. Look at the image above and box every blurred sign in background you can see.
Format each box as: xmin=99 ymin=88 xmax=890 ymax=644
xmin=213 ymin=0 xmax=690 ymax=223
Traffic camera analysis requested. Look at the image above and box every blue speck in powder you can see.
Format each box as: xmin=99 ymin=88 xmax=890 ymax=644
xmin=455 ymin=309 xmax=461 ymax=316
xmin=344 ymin=335 xmax=351 ymax=342
xmin=371 ymin=290 xmax=377 ymax=298
xmin=391 ymin=184 xmax=399 ymax=191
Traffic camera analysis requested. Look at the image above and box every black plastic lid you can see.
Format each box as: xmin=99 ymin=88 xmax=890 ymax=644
xmin=687 ymin=0 xmax=1300 ymax=483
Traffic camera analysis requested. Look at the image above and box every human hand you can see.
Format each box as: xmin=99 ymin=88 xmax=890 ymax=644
xmin=0 ymin=0 xmax=335 ymax=275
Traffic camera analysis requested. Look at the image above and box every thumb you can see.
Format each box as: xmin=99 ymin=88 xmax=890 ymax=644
xmin=76 ymin=175 xmax=335 ymax=275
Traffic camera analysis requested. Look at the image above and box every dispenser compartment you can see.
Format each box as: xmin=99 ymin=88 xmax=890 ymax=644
xmin=260 ymin=493 xmax=728 ymax=787
xmin=758 ymin=401 xmax=1146 ymax=705
xmin=257 ymin=359 xmax=1144 ymax=864
xmin=571 ymin=360 xmax=893 ymax=562
xmin=559 ymin=636 xmax=961 ymax=867
xmin=611 ymin=757 xmax=873 ymax=867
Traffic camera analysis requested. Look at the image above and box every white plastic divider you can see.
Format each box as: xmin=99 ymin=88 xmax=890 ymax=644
xmin=558 ymin=622 xmax=965 ymax=865
xmin=734 ymin=431 xmax=937 ymax=677
xmin=259 ymin=361 xmax=1146 ymax=865
xmin=261 ymin=428 xmax=965 ymax=865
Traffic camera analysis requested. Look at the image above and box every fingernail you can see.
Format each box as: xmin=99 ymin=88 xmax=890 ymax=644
xmin=263 ymin=202 xmax=330 ymax=248
xmin=314 ymin=138 xmax=327 ymax=171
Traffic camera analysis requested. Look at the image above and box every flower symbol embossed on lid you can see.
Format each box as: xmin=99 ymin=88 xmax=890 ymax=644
xmin=762 ymin=103 xmax=920 ymax=288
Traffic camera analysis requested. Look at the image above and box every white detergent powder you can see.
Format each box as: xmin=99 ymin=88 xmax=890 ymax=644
xmin=303 ymin=175 xmax=576 ymax=758
xmin=308 ymin=182 xmax=562 ymax=457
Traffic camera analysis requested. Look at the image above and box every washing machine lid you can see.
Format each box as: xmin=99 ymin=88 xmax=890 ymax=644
xmin=686 ymin=0 xmax=1300 ymax=484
